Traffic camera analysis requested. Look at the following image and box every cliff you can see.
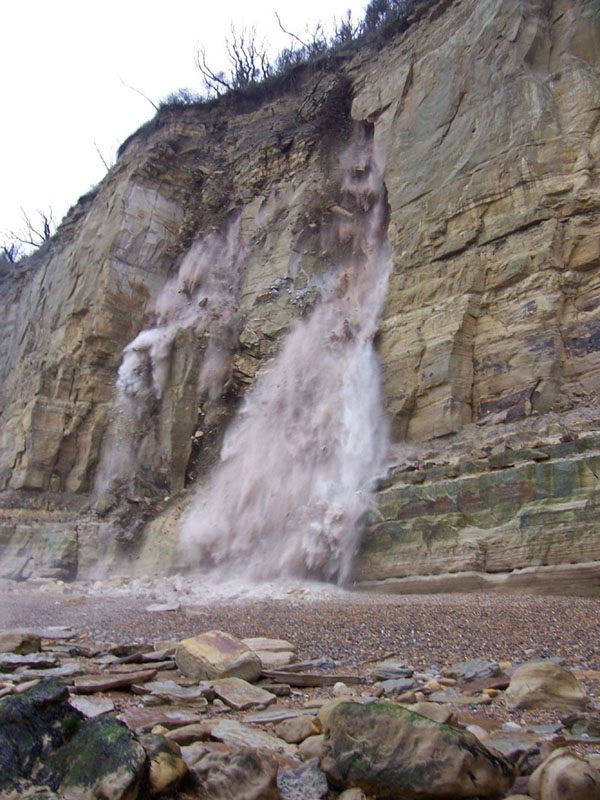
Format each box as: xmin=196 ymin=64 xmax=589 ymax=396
xmin=2 ymin=0 xmax=600 ymax=595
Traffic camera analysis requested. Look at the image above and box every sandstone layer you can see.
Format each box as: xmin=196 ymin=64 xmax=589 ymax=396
xmin=1 ymin=0 xmax=600 ymax=593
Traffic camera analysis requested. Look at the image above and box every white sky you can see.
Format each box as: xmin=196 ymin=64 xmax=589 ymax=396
xmin=1 ymin=0 xmax=367 ymax=243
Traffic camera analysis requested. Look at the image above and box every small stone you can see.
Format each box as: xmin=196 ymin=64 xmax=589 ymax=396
xmin=338 ymin=790 xmax=369 ymax=800
xmin=438 ymin=677 xmax=457 ymax=687
xmin=166 ymin=723 xmax=212 ymax=745
xmin=423 ymin=680 xmax=444 ymax=691
xmin=333 ymin=681 xmax=350 ymax=696
xmin=277 ymin=757 xmax=329 ymax=800
xmin=483 ymin=688 xmax=499 ymax=698
xmin=275 ymin=715 xmax=322 ymax=744
xmin=396 ymin=690 xmax=418 ymax=703
xmin=298 ymin=734 xmax=325 ymax=761
xmin=258 ymin=682 xmax=291 ymax=697
xmin=405 ymin=702 xmax=456 ymax=725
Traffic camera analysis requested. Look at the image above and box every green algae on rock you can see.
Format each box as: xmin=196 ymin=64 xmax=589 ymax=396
xmin=321 ymin=701 xmax=515 ymax=799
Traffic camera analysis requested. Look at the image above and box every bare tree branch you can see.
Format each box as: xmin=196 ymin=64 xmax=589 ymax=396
xmin=195 ymin=45 xmax=233 ymax=95
xmin=118 ymin=76 xmax=159 ymax=111
xmin=94 ymin=141 xmax=112 ymax=173
xmin=275 ymin=12 xmax=309 ymax=50
xmin=196 ymin=26 xmax=271 ymax=97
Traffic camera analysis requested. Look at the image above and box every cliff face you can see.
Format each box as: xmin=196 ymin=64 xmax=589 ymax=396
xmin=2 ymin=0 xmax=600 ymax=593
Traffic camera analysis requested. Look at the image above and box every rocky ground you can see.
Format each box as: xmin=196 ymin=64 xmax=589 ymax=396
xmin=1 ymin=577 xmax=600 ymax=798
xmin=2 ymin=578 xmax=599 ymax=673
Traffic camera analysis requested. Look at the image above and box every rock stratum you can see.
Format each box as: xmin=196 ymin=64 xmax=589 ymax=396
xmin=2 ymin=0 xmax=600 ymax=594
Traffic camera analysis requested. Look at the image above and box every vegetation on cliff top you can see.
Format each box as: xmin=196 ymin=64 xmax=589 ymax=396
xmin=162 ymin=0 xmax=438 ymax=106
xmin=2 ymin=0 xmax=441 ymax=265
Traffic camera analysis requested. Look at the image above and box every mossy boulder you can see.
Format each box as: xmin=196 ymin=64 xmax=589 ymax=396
xmin=0 ymin=678 xmax=82 ymax=796
xmin=321 ymin=701 xmax=515 ymax=799
xmin=42 ymin=715 xmax=147 ymax=799
xmin=0 ymin=678 xmax=147 ymax=800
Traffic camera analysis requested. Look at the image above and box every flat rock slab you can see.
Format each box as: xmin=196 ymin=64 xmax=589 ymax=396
xmin=255 ymin=651 xmax=298 ymax=669
xmin=480 ymin=729 xmax=545 ymax=758
xmin=141 ymin=647 xmax=176 ymax=662
xmin=0 ymin=652 xmax=58 ymax=671
xmin=376 ymin=678 xmax=418 ymax=695
xmin=261 ymin=670 xmax=363 ymax=687
xmin=211 ymin=677 xmax=277 ymax=710
xmin=210 ymin=719 xmax=299 ymax=756
xmin=243 ymin=638 xmax=298 ymax=669
xmin=106 ymin=660 xmax=175 ymax=674
xmin=246 ymin=707 xmax=319 ymax=724
xmin=68 ymin=695 xmax=115 ymax=718
xmin=372 ymin=659 xmax=414 ymax=681
xmin=442 ymin=658 xmax=501 ymax=683
xmin=73 ymin=668 xmax=157 ymax=693
xmin=119 ymin=705 xmax=207 ymax=733
xmin=37 ymin=627 xmax=75 ymax=640
xmin=13 ymin=662 xmax=86 ymax=682
xmin=142 ymin=679 xmax=211 ymax=705
xmin=242 ymin=638 xmax=297 ymax=653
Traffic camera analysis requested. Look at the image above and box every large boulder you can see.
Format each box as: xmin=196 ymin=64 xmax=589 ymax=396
xmin=175 ymin=631 xmax=262 ymax=682
xmin=43 ymin=715 xmax=147 ymax=800
xmin=505 ymin=662 xmax=589 ymax=711
xmin=529 ymin=748 xmax=600 ymax=800
xmin=320 ymin=701 xmax=515 ymax=799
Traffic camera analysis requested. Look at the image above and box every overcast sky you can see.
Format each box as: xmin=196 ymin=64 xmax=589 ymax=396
xmin=1 ymin=0 xmax=367 ymax=245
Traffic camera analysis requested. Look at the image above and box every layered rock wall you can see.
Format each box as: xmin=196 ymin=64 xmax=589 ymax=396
xmin=2 ymin=0 xmax=600 ymax=593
